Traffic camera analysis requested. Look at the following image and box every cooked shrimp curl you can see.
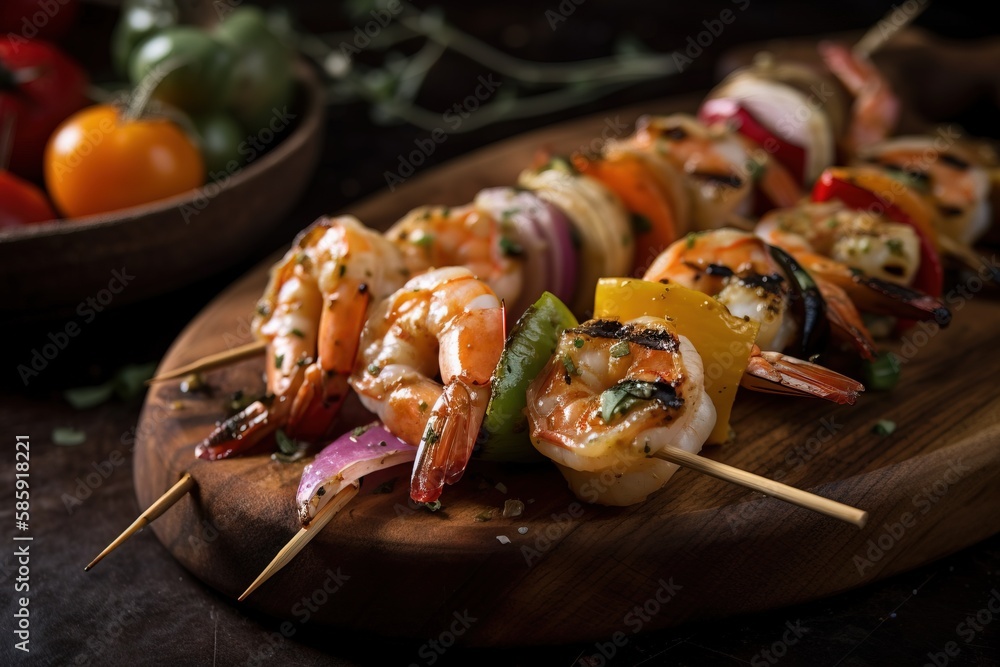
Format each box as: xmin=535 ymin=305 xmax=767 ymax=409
xmin=350 ymin=267 xmax=505 ymax=503
xmin=196 ymin=216 xmax=408 ymax=459
xmin=527 ymin=317 xmax=716 ymax=506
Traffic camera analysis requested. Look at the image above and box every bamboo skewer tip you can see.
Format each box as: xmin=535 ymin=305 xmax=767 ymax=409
xmin=84 ymin=473 xmax=195 ymax=572
xmin=146 ymin=340 xmax=267 ymax=385
xmin=238 ymin=485 xmax=359 ymax=602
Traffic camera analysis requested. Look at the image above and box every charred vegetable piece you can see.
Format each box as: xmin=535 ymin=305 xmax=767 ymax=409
xmin=478 ymin=292 xmax=578 ymax=462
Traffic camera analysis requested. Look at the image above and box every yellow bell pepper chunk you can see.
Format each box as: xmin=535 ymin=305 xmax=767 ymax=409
xmin=593 ymin=278 xmax=759 ymax=444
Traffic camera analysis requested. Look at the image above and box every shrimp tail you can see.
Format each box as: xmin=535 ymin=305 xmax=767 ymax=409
xmin=815 ymin=278 xmax=878 ymax=361
xmin=286 ymin=279 xmax=372 ymax=440
xmin=195 ymin=400 xmax=279 ymax=460
xmin=850 ymin=275 xmax=951 ymax=326
xmin=411 ymin=381 xmax=478 ymax=502
xmin=740 ymin=346 xmax=864 ymax=405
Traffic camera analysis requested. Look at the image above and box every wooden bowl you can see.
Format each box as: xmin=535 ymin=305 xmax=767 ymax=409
xmin=0 ymin=60 xmax=325 ymax=319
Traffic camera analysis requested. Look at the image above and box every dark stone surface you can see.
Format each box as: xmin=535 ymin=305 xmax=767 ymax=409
xmin=2 ymin=1 xmax=998 ymax=665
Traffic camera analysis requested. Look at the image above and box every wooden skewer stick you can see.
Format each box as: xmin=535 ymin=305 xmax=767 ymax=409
xmin=938 ymin=235 xmax=1000 ymax=284
xmin=853 ymin=0 xmax=929 ymax=59
xmin=85 ymin=472 xmax=196 ymax=571
xmin=145 ymin=340 xmax=267 ymax=385
xmin=239 ymin=484 xmax=360 ymax=602
xmin=655 ymin=446 xmax=868 ymax=528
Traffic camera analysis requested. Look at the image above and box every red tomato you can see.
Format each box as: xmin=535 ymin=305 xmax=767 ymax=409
xmin=0 ymin=0 xmax=79 ymax=41
xmin=0 ymin=169 xmax=57 ymax=229
xmin=45 ymin=104 xmax=205 ymax=218
xmin=0 ymin=37 xmax=89 ymax=179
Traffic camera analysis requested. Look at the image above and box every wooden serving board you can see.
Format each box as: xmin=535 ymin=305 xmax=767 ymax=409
xmin=134 ymin=95 xmax=1000 ymax=645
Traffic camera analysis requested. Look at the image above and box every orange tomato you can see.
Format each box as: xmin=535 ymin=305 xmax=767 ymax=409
xmin=44 ymin=104 xmax=205 ymax=218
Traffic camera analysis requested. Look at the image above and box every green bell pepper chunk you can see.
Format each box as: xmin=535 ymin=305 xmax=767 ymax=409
xmin=478 ymin=292 xmax=578 ymax=462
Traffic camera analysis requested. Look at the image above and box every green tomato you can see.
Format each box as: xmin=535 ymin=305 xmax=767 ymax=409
xmin=478 ymin=292 xmax=579 ymax=462
xmin=128 ymin=26 xmax=234 ymax=113
xmin=111 ymin=0 xmax=179 ymax=76
xmin=214 ymin=7 xmax=295 ymax=133
xmin=192 ymin=112 xmax=246 ymax=177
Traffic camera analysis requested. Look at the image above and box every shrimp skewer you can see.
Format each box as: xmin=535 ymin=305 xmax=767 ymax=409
xmin=756 ymin=202 xmax=952 ymax=324
xmin=819 ymin=41 xmax=900 ymax=157
xmin=349 ymin=266 xmax=505 ymax=502
xmin=643 ymin=228 xmax=880 ymax=362
xmin=195 ymin=216 xmax=410 ymax=459
xmin=526 ymin=315 xmax=866 ymax=525
xmin=240 ymin=309 xmax=866 ymax=596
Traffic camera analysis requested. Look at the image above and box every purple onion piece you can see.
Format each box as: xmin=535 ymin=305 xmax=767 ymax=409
xmin=296 ymin=422 xmax=416 ymax=525
xmin=474 ymin=187 xmax=578 ymax=318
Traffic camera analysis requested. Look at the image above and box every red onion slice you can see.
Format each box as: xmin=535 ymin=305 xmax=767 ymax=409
xmin=296 ymin=422 xmax=416 ymax=526
xmin=474 ymin=187 xmax=578 ymax=317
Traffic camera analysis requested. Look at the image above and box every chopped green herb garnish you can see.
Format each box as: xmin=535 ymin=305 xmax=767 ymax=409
xmin=745 ymin=159 xmax=765 ymax=183
xmin=424 ymin=427 xmax=440 ymax=445
xmin=501 ymin=208 xmax=519 ymax=220
xmin=573 ymin=337 xmax=585 ymax=348
xmin=609 ymin=340 xmax=630 ymax=358
xmin=418 ymin=400 xmax=428 ymax=412
xmin=599 ymin=380 xmax=680 ymax=423
xmin=825 ymin=218 xmax=838 ymax=229
xmin=352 ymin=424 xmax=373 ymax=437
xmin=367 ymin=363 xmax=381 ymax=376
xmin=413 ymin=233 xmax=434 ymax=247
xmin=685 ymin=233 xmax=696 ymax=249
xmin=561 ymin=355 xmax=578 ymax=377
xmin=291 ymin=328 xmax=304 ymax=338
xmin=64 ymin=362 xmax=157 ymax=409
xmin=275 ymin=353 xmax=284 ymax=369
xmin=886 ymin=239 xmax=904 ymax=256
xmin=64 ymin=384 xmax=115 ymax=410
xmin=272 ymin=450 xmax=306 ymax=463
xmin=499 ymin=237 xmax=524 ymax=256
xmin=338 ymin=264 xmax=346 ymax=277
xmin=275 ymin=429 xmax=300 ymax=455
xmin=441 ymin=207 xmax=451 ymax=217
xmin=863 ymin=351 xmax=901 ymax=391
xmin=872 ymin=419 xmax=897 ymax=436
xmin=52 ymin=427 xmax=86 ymax=446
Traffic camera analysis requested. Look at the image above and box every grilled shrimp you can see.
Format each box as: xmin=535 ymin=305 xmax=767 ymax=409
xmin=628 ymin=114 xmax=754 ymax=229
xmin=643 ymin=228 xmax=884 ymax=361
xmin=757 ymin=202 xmax=950 ymax=325
xmin=526 ymin=317 xmax=716 ymax=506
xmin=859 ymin=136 xmax=994 ymax=246
xmin=630 ymin=113 xmax=804 ymax=227
xmin=196 ymin=216 xmax=409 ymax=459
xmin=385 ymin=204 xmax=524 ymax=309
xmin=757 ymin=201 xmax=921 ymax=285
xmin=643 ymin=229 xmax=804 ymax=352
xmin=819 ymin=41 xmax=900 ymax=157
xmin=350 ymin=267 xmax=504 ymax=502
